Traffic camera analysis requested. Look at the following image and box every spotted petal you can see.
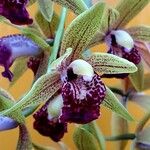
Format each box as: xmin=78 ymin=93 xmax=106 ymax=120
xmin=82 ymin=52 xmax=137 ymax=74
xmin=60 ymin=2 xmax=107 ymax=60
xmin=0 ymin=72 xmax=61 ymax=118
xmin=103 ymin=87 xmax=134 ymax=121
xmin=51 ymin=0 xmax=87 ymax=15
xmin=88 ymin=8 xmax=119 ymax=48
xmin=114 ymin=0 xmax=150 ymax=28
xmin=126 ymin=26 xmax=150 ymax=42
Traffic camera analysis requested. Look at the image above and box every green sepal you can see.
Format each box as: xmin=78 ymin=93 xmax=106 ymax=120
xmin=83 ymin=52 xmax=137 ymax=74
xmin=102 ymin=87 xmax=134 ymax=121
xmin=0 ymin=72 xmax=61 ymax=117
xmin=0 ymin=89 xmax=14 ymax=111
xmin=9 ymin=57 xmax=28 ymax=88
xmin=37 ymin=0 xmax=54 ymax=22
xmin=114 ymin=0 xmax=150 ymax=28
xmin=129 ymin=62 xmax=144 ymax=91
xmin=35 ymin=11 xmax=59 ymax=38
xmin=52 ymin=0 xmax=88 ymax=15
xmin=127 ymin=26 xmax=150 ymax=42
xmin=60 ymin=2 xmax=107 ymax=60
xmin=20 ymin=27 xmax=50 ymax=51
xmin=73 ymin=126 xmax=99 ymax=150
xmin=88 ymin=8 xmax=119 ymax=47
xmin=83 ymin=122 xmax=105 ymax=150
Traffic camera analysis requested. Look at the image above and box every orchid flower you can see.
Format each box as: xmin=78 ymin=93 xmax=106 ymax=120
xmin=0 ymin=1 xmax=137 ymax=144
xmin=0 ymin=34 xmax=41 ymax=81
xmin=0 ymin=0 xmax=32 ymax=25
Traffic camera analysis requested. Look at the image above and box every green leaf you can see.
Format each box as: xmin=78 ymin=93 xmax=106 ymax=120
xmin=60 ymin=2 xmax=107 ymax=60
xmin=129 ymin=62 xmax=144 ymax=91
xmin=102 ymin=87 xmax=134 ymax=121
xmin=73 ymin=127 xmax=99 ymax=150
xmin=0 ymin=72 xmax=61 ymax=117
xmin=130 ymin=93 xmax=150 ymax=111
xmin=52 ymin=0 xmax=87 ymax=15
xmin=114 ymin=0 xmax=150 ymax=28
xmin=17 ymin=124 xmax=32 ymax=150
xmin=35 ymin=11 xmax=59 ymax=38
xmin=83 ymin=52 xmax=137 ymax=74
xmin=127 ymin=26 xmax=150 ymax=42
xmin=9 ymin=57 xmax=28 ymax=88
xmin=83 ymin=121 xmax=105 ymax=150
xmin=20 ymin=27 xmax=50 ymax=51
xmin=37 ymin=0 xmax=54 ymax=22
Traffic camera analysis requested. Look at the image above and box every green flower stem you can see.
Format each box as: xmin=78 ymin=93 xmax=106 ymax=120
xmin=47 ymin=7 xmax=68 ymax=73
xmin=136 ymin=111 xmax=150 ymax=133
xmin=105 ymin=133 xmax=136 ymax=141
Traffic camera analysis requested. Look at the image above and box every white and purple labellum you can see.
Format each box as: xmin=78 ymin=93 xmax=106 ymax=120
xmin=60 ymin=59 xmax=106 ymax=124
xmin=0 ymin=116 xmax=18 ymax=131
xmin=0 ymin=0 xmax=32 ymax=25
xmin=47 ymin=94 xmax=63 ymax=120
xmin=0 ymin=35 xmax=41 ymax=81
xmin=105 ymin=30 xmax=141 ymax=69
xmin=68 ymin=59 xmax=94 ymax=82
xmin=33 ymin=99 xmax=67 ymax=142
xmin=110 ymin=30 xmax=134 ymax=52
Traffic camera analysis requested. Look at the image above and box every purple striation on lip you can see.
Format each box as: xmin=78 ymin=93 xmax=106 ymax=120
xmin=61 ymin=72 xmax=106 ymax=124
xmin=33 ymin=100 xmax=67 ymax=142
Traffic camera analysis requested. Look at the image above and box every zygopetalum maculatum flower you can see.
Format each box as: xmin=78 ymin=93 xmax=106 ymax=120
xmin=0 ymin=1 xmax=137 ymax=144
xmin=87 ymin=0 xmax=150 ymax=91
xmin=0 ymin=0 xmax=32 ymax=25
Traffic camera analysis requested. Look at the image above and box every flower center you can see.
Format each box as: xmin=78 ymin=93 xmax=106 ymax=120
xmin=67 ymin=68 xmax=78 ymax=81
